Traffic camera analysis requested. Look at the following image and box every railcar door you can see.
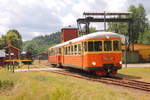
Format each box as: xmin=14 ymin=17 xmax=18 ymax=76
xmin=61 ymin=47 xmax=65 ymax=65
xmin=56 ymin=48 xmax=61 ymax=65
xmin=81 ymin=42 xmax=84 ymax=69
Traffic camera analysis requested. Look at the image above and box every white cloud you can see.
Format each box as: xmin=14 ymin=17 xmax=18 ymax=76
xmin=0 ymin=0 xmax=149 ymax=40
xmin=104 ymin=0 xmax=128 ymax=12
xmin=60 ymin=13 xmax=77 ymax=27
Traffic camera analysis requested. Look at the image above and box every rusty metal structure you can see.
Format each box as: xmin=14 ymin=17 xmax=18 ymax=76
xmin=77 ymin=12 xmax=133 ymax=44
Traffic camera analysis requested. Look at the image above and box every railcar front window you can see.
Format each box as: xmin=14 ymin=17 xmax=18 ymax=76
xmin=88 ymin=41 xmax=94 ymax=51
xmin=104 ymin=41 xmax=112 ymax=51
xmin=113 ymin=40 xmax=120 ymax=51
xmin=94 ymin=41 xmax=102 ymax=51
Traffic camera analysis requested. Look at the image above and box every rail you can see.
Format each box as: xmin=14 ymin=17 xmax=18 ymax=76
xmin=51 ymin=69 xmax=150 ymax=92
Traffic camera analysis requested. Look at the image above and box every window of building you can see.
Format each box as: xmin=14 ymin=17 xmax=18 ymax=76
xmin=104 ymin=41 xmax=112 ymax=51
xmin=113 ymin=40 xmax=120 ymax=51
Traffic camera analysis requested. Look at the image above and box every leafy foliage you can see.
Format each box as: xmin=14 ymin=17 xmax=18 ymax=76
xmin=108 ymin=22 xmax=128 ymax=35
xmin=23 ymin=32 xmax=61 ymax=55
xmin=108 ymin=4 xmax=149 ymax=44
xmin=129 ymin=4 xmax=148 ymax=43
xmin=0 ymin=29 xmax=22 ymax=49
xmin=138 ymin=30 xmax=150 ymax=44
xmin=89 ymin=26 xmax=97 ymax=33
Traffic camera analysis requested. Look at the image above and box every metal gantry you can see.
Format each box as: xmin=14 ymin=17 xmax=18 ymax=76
xmin=77 ymin=12 xmax=132 ymax=39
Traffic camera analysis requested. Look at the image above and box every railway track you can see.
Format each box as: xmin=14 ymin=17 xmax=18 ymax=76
xmin=51 ymin=69 xmax=150 ymax=92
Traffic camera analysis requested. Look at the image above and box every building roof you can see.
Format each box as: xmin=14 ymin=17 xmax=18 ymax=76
xmin=6 ymin=44 xmax=21 ymax=51
xmin=61 ymin=25 xmax=78 ymax=29
xmin=49 ymin=31 xmax=125 ymax=49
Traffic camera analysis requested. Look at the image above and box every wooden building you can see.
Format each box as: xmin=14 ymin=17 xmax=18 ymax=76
xmin=5 ymin=44 xmax=21 ymax=60
xmin=0 ymin=50 xmax=6 ymax=66
xmin=61 ymin=27 xmax=78 ymax=42
xmin=34 ymin=53 xmax=48 ymax=60
xmin=122 ymin=44 xmax=150 ymax=63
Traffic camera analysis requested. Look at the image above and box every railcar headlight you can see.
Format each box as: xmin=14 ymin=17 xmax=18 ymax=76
xmin=119 ymin=61 xmax=122 ymax=64
xmin=106 ymin=36 xmax=110 ymax=39
xmin=92 ymin=62 xmax=96 ymax=66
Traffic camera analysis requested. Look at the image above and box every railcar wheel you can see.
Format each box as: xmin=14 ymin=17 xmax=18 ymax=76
xmin=110 ymin=70 xmax=117 ymax=75
xmin=56 ymin=63 xmax=63 ymax=68
xmin=106 ymin=70 xmax=118 ymax=76
xmin=51 ymin=64 xmax=57 ymax=67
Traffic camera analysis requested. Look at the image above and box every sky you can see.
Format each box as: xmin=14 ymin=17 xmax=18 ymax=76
xmin=0 ymin=0 xmax=150 ymax=41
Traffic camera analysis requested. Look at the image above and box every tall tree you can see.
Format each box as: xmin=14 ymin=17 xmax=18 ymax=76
xmin=108 ymin=4 xmax=149 ymax=43
xmin=0 ymin=37 xmax=5 ymax=49
xmin=108 ymin=22 xmax=128 ymax=35
xmin=129 ymin=4 xmax=148 ymax=43
xmin=4 ymin=29 xmax=23 ymax=49
xmin=89 ymin=26 xmax=97 ymax=33
xmin=23 ymin=32 xmax=61 ymax=55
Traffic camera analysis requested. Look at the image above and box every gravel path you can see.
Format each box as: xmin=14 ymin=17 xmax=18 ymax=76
xmin=14 ymin=63 xmax=150 ymax=72
xmin=122 ymin=63 xmax=150 ymax=67
xmin=15 ymin=68 xmax=63 ymax=72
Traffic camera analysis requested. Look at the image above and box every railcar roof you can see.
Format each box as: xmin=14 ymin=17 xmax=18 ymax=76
xmin=49 ymin=31 xmax=125 ymax=49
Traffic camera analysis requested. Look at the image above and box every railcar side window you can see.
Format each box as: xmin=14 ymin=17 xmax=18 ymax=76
xmin=78 ymin=44 xmax=81 ymax=54
xmin=49 ymin=49 xmax=56 ymax=56
xmin=64 ymin=47 xmax=66 ymax=54
xmin=84 ymin=42 xmax=88 ymax=52
xmin=74 ymin=45 xmax=77 ymax=55
xmin=48 ymin=51 xmax=50 ymax=56
xmin=88 ymin=41 xmax=94 ymax=51
xmin=65 ymin=47 xmax=67 ymax=55
xmin=66 ymin=47 xmax=68 ymax=55
xmin=94 ymin=41 xmax=102 ymax=51
xmin=113 ymin=40 xmax=120 ymax=51
xmin=59 ymin=48 xmax=61 ymax=54
xmin=71 ymin=45 xmax=73 ymax=55
xmin=68 ymin=46 xmax=71 ymax=55
xmin=104 ymin=41 xmax=112 ymax=51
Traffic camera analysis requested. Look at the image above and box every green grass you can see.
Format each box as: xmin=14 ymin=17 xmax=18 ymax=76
xmin=0 ymin=67 xmax=150 ymax=100
xmin=118 ymin=67 xmax=150 ymax=82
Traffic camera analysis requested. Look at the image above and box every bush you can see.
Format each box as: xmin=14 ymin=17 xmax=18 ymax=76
xmin=0 ymin=80 xmax=14 ymax=89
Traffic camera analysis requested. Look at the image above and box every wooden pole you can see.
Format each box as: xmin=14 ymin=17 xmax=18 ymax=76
xmin=125 ymin=38 xmax=128 ymax=68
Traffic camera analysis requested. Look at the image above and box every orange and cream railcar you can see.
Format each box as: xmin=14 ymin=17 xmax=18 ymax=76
xmin=48 ymin=32 xmax=123 ymax=76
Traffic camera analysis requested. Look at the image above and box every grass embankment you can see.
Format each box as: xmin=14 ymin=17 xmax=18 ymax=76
xmin=14 ymin=60 xmax=49 ymax=69
xmin=0 ymin=67 xmax=150 ymax=100
xmin=118 ymin=67 xmax=150 ymax=82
